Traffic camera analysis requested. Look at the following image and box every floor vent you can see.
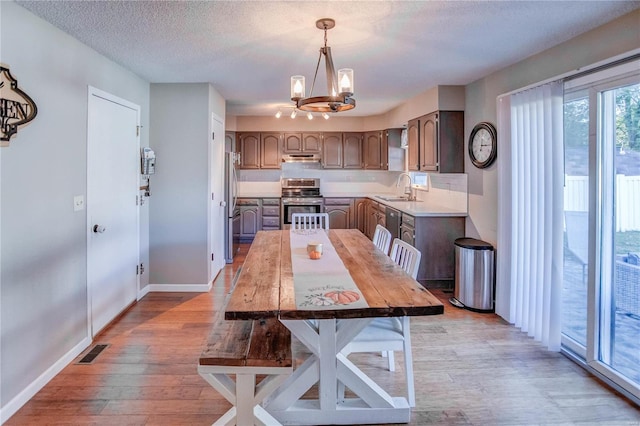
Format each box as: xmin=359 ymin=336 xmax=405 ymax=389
xmin=76 ymin=343 xmax=110 ymax=364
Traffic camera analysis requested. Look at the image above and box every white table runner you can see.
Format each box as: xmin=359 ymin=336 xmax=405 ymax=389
xmin=289 ymin=229 xmax=369 ymax=310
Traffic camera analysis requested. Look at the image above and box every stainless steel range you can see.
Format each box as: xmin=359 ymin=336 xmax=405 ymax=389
xmin=280 ymin=178 xmax=323 ymax=228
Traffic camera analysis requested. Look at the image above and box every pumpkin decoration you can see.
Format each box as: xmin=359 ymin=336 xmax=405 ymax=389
xmin=309 ymin=250 xmax=322 ymax=260
xmin=325 ymin=290 xmax=360 ymax=305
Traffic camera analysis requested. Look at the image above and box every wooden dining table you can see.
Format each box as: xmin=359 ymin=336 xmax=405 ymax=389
xmin=225 ymin=229 xmax=444 ymax=425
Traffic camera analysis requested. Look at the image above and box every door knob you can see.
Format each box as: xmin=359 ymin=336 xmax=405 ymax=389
xmin=93 ymin=224 xmax=106 ymax=233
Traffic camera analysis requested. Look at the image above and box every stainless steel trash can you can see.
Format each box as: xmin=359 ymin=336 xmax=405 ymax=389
xmin=450 ymin=238 xmax=495 ymax=312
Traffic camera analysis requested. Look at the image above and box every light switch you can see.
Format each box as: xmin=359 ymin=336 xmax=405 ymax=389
xmin=74 ymin=195 xmax=85 ymax=211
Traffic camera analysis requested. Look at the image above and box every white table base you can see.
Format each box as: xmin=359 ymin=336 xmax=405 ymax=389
xmin=265 ymin=318 xmax=411 ymax=425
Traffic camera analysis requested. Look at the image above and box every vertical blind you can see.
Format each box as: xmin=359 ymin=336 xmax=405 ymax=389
xmin=496 ymin=81 xmax=564 ymax=351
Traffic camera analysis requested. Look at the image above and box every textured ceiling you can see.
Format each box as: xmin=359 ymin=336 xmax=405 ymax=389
xmin=15 ymin=1 xmax=640 ymax=117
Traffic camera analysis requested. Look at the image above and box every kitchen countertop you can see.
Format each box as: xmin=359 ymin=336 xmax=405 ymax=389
xmin=321 ymin=192 xmax=467 ymax=217
xmin=236 ymin=192 xmax=467 ymax=217
xmin=237 ymin=192 xmax=281 ymax=198
xmin=368 ymin=195 xmax=467 ymax=217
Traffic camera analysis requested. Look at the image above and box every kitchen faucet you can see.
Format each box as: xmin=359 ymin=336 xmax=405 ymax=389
xmin=396 ymin=172 xmax=416 ymax=201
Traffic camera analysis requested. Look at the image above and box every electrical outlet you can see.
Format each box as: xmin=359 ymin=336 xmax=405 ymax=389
xmin=73 ymin=195 xmax=85 ymax=211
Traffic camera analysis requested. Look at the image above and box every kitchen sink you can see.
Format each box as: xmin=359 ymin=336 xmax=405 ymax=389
xmin=376 ymin=195 xmax=422 ymax=202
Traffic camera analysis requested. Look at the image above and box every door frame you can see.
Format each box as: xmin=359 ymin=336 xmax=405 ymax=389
xmin=86 ymin=86 xmax=141 ymax=338
xmin=208 ymin=112 xmax=225 ymax=283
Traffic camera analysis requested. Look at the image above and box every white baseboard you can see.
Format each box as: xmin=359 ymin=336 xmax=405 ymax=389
xmin=145 ymin=282 xmax=212 ymax=293
xmin=137 ymin=283 xmax=151 ymax=300
xmin=0 ymin=336 xmax=91 ymax=424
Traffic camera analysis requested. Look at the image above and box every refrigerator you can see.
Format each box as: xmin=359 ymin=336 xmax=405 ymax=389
xmin=224 ymin=151 xmax=240 ymax=263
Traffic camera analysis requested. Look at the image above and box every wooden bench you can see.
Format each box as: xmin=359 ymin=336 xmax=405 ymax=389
xmin=198 ymin=316 xmax=292 ymax=426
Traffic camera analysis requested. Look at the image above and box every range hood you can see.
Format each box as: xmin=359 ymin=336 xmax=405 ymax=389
xmin=282 ymin=153 xmax=322 ymax=163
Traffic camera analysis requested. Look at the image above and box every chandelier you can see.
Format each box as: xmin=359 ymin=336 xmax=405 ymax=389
xmin=290 ymin=18 xmax=355 ymax=114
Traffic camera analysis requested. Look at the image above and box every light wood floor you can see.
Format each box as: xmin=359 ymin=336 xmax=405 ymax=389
xmin=7 ymin=244 xmax=640 ymax=425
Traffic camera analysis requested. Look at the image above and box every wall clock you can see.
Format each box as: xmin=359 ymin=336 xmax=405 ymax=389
xmin=468 ymin=122 xmax=497 ymax=169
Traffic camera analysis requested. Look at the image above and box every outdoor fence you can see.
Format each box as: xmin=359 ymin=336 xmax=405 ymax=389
xmin=565 ymin=175 xmax=640 ymax=232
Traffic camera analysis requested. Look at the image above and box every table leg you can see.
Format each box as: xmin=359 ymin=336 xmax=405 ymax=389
xmin=318 ymin=319 xmax=337 ymax=410
xmin=266 ymin=318 xmax=411 ymax=425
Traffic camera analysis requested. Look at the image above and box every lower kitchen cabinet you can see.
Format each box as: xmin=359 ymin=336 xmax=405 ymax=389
xmin=324 ymin=198 xmax=354 ymax=229
xmin=354 ymin=198 xmax=368 ymax=233
xmin=237 ymin=198 xmax=261 ymax=242
xmin=365 ymin=200 xmax=386 ymax=239
xmin=261 ymin=198 xmax=281 ymax=231
xmin=236 ymin=198 xmax=281 ymax=242
xmin=410 ymin=214 xmax=465 ymax=287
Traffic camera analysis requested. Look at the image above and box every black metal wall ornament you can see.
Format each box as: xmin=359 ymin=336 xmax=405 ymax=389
xmin=0 ymin=66 xmax=38 ymax=146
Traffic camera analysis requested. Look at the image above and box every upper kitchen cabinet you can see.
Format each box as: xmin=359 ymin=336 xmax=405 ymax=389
xmin=283 ymin=132 xmax=321 ymax=153
xmin=363 ymin=131 xmax=383 ymax=170
xmin=260 ymin=132 xmax=282 ymax=169
xmin=322 ymin=132 xmax=343 ymax=168
xmin=343 ymin=132 xmax=363 ymax=169
xmin=237 ymin=132 xmax=282 ymax=169
xmin=408 ymin=111 xmax=464 ymax=173
xmin=407 ymin=118 xmax=420 ymax=171
xmin=364 ymin=129 xmax=403 ymax=171
xmin=237 ymin=132 xmax=260 ymax=169
xmin=324 ymin=132 xmax=362 ymax=169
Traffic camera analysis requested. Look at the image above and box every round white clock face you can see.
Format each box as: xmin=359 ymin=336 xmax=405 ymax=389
xmin=472 ymin=128 xmax=492 ymax=162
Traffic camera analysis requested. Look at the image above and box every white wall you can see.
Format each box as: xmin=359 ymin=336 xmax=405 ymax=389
xmin=463 ymin=9 xmax=640 ymax=248
xmin=0 ymin=1 xmax=150 ymax=419
xmin=148 ymin=83 xmax=225 ymax=288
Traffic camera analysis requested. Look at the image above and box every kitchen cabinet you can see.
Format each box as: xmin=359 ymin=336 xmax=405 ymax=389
xmin=324 ymin=198 xmax=354 ymax=229
xmin=283 ymin=132 xmax=321 ymax=153
xmin=363 ymin=131 xmax=383 ymax=170
xmin=261 ymin=198 xmax=281 ymax=231
xmin=260 ymin=133 xmax=282 ymax=169
xmin=322 ymin=132 xmax=343 ymax=168
xmin=408 ymin=111 xmax=464 ymax=173
xmin=343 ymin=132 xmax=363 ymax=168
xmin=354 ymin=198 xmax=368 ymax=233
xmin=237 ymin=132 xmax=260 ymax=169
xmin=364 ymin=129 xmax=404 ymax=171
xmin=236 ymin=198 xmax=261 ymax=242
xmin=403 ymin=213 xmax=465 ymax=287
xmin=237 ymin=132 xmax=282 ymax=169
xmin=225 ymin=131 xmax=235 ymax=152
xmin=365 ymin=200 xmax=385 ymax=239
xmin=407 ymin=118 xmax=420 ymax=172
xmin=323 ymin=132 xmax=363 ymax=169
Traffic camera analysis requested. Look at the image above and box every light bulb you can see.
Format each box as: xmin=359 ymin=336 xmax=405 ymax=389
xmin=294 ymin=81 xmax=303 ymax=95
xmin=290 ymin=76 xmax=305 ymax=99
xmin=322 ymin=113 xmax=330 ymax=120
xmin=307 ymin=112 xmax=313 ymax=120
xmin=275 ymin=110 xmax=282 ymax=118
xmin=338 ymin=69 xmax=354 ymax=94
xmin=290 ymin=109 xmax=297 ymax=119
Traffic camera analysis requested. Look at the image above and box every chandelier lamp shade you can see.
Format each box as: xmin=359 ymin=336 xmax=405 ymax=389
xmin=290 ymin=18 xmax=355 ymax=113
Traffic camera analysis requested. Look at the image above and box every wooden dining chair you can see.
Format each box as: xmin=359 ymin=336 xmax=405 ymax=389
xmin=372 ymin=224 xmax=392 ymax=255
xmin=291 ymin=212 xmax=330 ymax=230
xmin=341 ymin=238 xmax=421 ymax=407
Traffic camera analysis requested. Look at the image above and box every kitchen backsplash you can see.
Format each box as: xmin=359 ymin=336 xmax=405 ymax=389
xmin=237 ymin=166 xmax=468 ymax=213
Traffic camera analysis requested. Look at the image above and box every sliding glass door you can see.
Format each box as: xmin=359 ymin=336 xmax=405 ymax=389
xmin=562 ymin=90 xmax=590 ymax=353
xmin=562 ymin=60 xmax=639 ymax=402
xmin=596 ymin=81 xmax=640 ymax=388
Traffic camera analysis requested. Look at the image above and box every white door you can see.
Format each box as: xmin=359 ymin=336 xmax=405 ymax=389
xmin=209 ymin=114 xmax=225 ymax=280
xmin=87 ymin=87 xmax=139 ymax=337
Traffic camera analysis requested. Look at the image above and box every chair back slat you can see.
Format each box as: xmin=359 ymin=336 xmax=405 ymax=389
xmin=291 ymin=213 xmax=330 ymax=230
xmin=372 ymin=225 xmax=392 ymax=255
xmin=389 ymin=238 xmax=421 ymax=279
